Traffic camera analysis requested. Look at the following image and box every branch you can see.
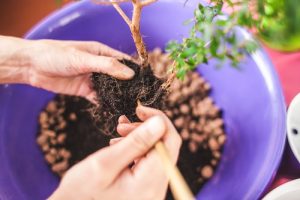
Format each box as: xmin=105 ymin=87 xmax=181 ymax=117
xmin=141 ymin=0 xmax=158 ymax=7
xmin=92 ymin=0 xmax=132 ymax=28
xmin=112 ymin=3 xmax=132 ymax=27
xmin=92 ymin=0 xmax=153 ymax=66
xmin=131 ymin=2 xmax=148 ymax=65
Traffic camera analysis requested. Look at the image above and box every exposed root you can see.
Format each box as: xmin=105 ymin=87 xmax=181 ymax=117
xmin=91 ymin=60 xmax=166 ymax=136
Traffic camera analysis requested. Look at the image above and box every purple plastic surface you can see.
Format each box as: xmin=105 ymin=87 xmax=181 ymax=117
xmin=0 ymin=0 xmax=286 ymax=199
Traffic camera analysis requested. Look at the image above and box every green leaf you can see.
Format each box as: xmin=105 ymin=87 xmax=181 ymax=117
xmin=175 ymin=57 xmax=185 ymax=68
xmin=216 ymin=19 xmax=228 ymax=27
xmin=165 ymin=0 xmax=263 ymax=81
xmin=186 ymin=57 xmax=196 ymax=67
xmin=244 ymin=41 xmax=258 ymax=53
xmin=226 ymin=32 xmax=236 ymax=45
xmin=176 ymin=67 xmax=187 ymax=80
xmin=225 ymin=0 xmax=234 ymax=7
xmin=180 ymin=46 xmax=197 ymax=59
xmin=166 ymin=41 xmax=180 ymax=52
xmin=210 ymin=37 xmax=220 ymax=56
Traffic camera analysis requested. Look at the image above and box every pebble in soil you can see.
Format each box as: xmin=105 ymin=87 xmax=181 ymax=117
xmin=36 ymin=48 xmax=226 ymax=198
xmin=37 ymin=95 xmax=111 ymax=176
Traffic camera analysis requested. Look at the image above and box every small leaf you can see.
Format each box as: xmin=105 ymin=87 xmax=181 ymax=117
xmin=244 ymin=41 xmax=258 ymax=53
xmin=210 ymin=37 xmax=220 ymax=56
xmin=176 ymin=67 xmax=187 ymax=80
xmin=181 ymin=46 xmax=197 ymax=58
xmin=186 ymin=57 xmax=196 ymax=66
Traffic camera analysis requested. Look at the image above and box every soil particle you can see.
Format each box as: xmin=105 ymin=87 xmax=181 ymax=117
xmin=45 ymin=154 xmax=56 ymax=164
xmin=69 ymin=113 xmax=77 ymax=121
xmin=218 ymin=134 xmax=226 ymax=145
xmin=181 ymin=129 xmax=190 ymax=140
xmin=52 ymin=160 xmax=68 ymax=173
xmin=201 ymin=165 xmax=213 ymax=179
xmin=57 ymin=133 xmax=66 ymax=144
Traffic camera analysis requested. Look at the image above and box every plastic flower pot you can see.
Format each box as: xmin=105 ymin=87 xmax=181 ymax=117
xmin=0 ymin=0 xmax=286 ymax=199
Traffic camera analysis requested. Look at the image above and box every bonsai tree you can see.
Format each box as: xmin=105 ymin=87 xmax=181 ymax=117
xmin=90 ymin=0 xmax=300 ymax=80
xmin=58 ymin=0 xmax=300 ymax=64
xmin=88 ymin=0 xmax=260 ymax=84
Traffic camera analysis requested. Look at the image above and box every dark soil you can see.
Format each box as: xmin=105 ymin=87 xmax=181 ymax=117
xmin=37 ymin=95 xmax=111 ymax=175
xmin=91 ymin=59 xmax=166 ymax=136
xmin=60 ymin=96 xmax=111 ymax=166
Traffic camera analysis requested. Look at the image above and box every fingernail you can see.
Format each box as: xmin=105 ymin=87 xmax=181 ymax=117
xmin=136 ymin=103 xmax=147 ymax=110
xmin=136 ymin=105 xmax=146 ymax=119
xmin=110 ymin=138 xmax=123 ymax=145
xmin=136 ymin=104 xmax=151 ymax=115
xmin=118 ymin=115 xmax=130 ymax=124
xmin=146 ymin=116 xmax=166 ymax=136
xmin=118 ymin=123 xmax=130 ymax=130
xmin=123 ymin=54 xmax=132 ymax=61
xmin=121 ymin=65 xmax=135 ymax=79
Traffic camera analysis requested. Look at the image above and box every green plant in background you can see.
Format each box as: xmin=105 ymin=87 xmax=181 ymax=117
xmin=258 ymin=0 xmax=300 ymax=51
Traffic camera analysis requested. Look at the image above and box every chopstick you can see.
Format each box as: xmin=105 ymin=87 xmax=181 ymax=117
xmin=155 ymin=141 xmax=195 ymax=200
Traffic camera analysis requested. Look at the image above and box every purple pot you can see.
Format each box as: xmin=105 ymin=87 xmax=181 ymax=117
xmin=0 ymin=1 xmax=286 ymax=199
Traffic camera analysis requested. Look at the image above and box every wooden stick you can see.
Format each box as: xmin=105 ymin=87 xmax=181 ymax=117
xmin=155 ymin=141 xmax=195 ymax=200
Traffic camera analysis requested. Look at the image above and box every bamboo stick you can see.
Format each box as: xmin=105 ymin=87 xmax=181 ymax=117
xmin=155 ymin=141 xmax=195 ymax=200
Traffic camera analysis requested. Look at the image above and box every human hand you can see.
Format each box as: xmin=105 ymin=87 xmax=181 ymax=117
xmin=0 ymin=36 xmax=134 ymax=102
xmin=49 ymin=105 xmax=182 ymax=200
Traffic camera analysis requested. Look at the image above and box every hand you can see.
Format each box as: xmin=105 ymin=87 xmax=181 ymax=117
xmin=0 ymin=36 xmax=134 ymax=102
xmin=49 ymin=105 xmax=182 ymax=200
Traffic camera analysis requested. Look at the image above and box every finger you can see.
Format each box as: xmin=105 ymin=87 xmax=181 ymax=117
xmin=133 ymin=123 xmax=181 ymax=188
xmin=44 ymin=74 xmax=97 ymax=105
xmin=30 ymin=73 xmax=96 ymax=99
xmin=109 ymin=137 xmax=123 ymax=145
xmin=133 ymin=149 xmax=168 ymax=191
xmin=117 ymin=122 xmax=141 ymax=137
xmin=118 ymin=115 xmax=131 ymax=124
xmin=136 ymin=104 xmax=165 ymax=121
xmin=49 ymin=39 xmax=132 ymax=60
xmin=71 ymin=51 xmax=135 ymax=80
xmin=136 ymin=105 xmax=182 ymax=163
xmin=89 ymin=115 xmax=167 ymax=183
xmin=69 ymin=41 xmax=132 ymax=60
xmin=132 ymin=106 xmax=181 ymax=189
xmin=85 ymin=91 xmax=97 ymax=105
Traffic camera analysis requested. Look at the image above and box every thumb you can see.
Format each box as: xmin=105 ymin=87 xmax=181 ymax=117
xmin=91 ymin=115 xmax=166 ymax=182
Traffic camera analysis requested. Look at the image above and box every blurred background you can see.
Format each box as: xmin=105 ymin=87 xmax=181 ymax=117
xmin=0 ymin=0 xmax=67 ymax=37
